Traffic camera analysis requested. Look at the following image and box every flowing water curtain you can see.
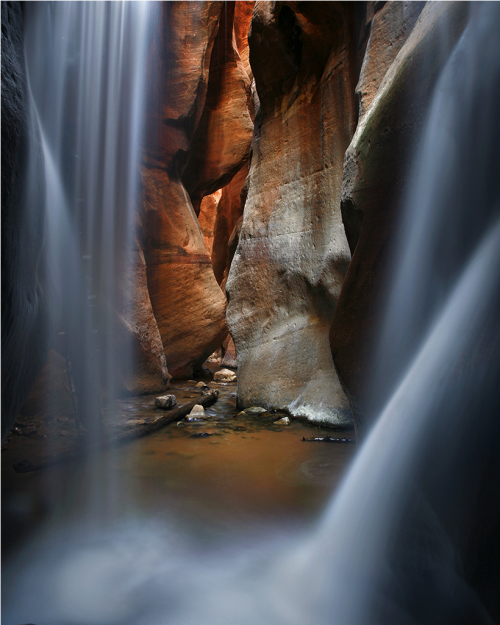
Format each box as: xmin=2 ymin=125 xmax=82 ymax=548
xmin=6 ymin=4 xmax=500 ymax=625
xmin=290 ymin=5 xmax=500 ymax=624
xmin=24 ymin=2 xmax=154 ymax=432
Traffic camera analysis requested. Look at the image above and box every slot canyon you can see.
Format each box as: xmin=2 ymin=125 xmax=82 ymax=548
xmin=2 ymin=2 xmax=500 ymax=624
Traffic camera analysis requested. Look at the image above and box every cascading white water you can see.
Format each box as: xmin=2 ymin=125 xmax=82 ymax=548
xmin=23 ymin=2 xmax=153 ymax=434
xmin=3 ymin=3 xmax=500 ymax=625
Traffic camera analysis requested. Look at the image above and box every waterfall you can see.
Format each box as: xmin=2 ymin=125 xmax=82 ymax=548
xmin=23 ymin=2 xmax=153 ymax=434
xmin=3 ymin=3 xmax=499 ymax=625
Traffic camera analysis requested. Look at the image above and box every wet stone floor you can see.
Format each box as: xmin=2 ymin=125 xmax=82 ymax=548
xmin=2 ymin=368 xmax=357 ymax=559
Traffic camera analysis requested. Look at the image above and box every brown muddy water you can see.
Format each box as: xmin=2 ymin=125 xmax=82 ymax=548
xmin=2 ymin=372 xmax=357 ymax=562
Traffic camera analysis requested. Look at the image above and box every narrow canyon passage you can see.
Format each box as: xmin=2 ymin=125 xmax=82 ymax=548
xmin=2 ymin=2 xmax=500 ymax=624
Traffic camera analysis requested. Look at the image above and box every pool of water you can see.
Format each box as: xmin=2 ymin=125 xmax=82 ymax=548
xmin=2 ymin=374 xmax=356 ymax=560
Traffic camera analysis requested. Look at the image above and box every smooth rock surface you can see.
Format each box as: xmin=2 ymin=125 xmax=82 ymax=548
xmin=221 ymin=336 xmax=237 ymax=369
xmin=356 ymin=2 xmax=425 ymax=122
xmin=211 ymin=163 xmax=249 ymax=285
xmin=182 ymin=1 xmax=254 ymax=213
xmin=233 ymin=1 xmax=255 ymax=81
xmin=274 ymin=416 xmax=290 ymax=425
xmin=115 ymin=247 xmax=170 ymax=395
xmin=244 ymin=406 xmax=267 ymax=415
xmin=331 ymin=1 xmax=470 ymax=435
xmin=198 ymin=190 xmax=223 ymax=257
xmin=220 ymin=215 xmax=244 ymax=294
xmin=227 ymin=2 xmax=357 ymax=425
xmin=141 ymin=2 xmax=228 ymax=378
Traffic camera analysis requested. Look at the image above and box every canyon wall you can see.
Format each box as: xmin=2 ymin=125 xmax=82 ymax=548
xmin=227 ymin=2 xmax=360 ymax=424
xmin=1 ymin=2 xmax=48 ymax=441
xmin=223 ymin=1 xmax=469 ymax=433
xmin=3 ymin=1 xmax=475 ymax=440
xmin=331 ymin=2 xmax=470 ymax=436
xmin=141 ymin=0 xmax=254 ymax=378
xmin=140 ymin=1 xmax=227 ymax=379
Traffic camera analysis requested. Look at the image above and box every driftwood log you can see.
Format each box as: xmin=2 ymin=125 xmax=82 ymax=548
xmin=13 ymin=390 xmax=219 ymax=474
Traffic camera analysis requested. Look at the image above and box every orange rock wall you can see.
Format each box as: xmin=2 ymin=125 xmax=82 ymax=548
xmin=211 ymin=163 xmax=249 ymax=285
xmin=198 ymin=190 xmax=223 ymax=257
xmin=182 ymin=1 xmax=254 ymax=214
xmin=139 ymin=2 xmax=228 ymax=378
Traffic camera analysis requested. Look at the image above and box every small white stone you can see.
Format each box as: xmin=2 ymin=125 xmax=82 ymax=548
xmin=184 ymin=404 xmax=207 ymax=421
xmin=274 ymin=416 xmax=290 ymax=425
xmin=244 ymin=406 xmax=267 ymax=415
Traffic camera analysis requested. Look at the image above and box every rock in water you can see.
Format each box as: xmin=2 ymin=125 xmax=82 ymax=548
xmin=243 ymin=406 xmax=266 ymax=415
xmin=185 ymin=404 xmax=207 ymax=421
xmin=155 ymin=395 xmax=177 ymax=409
xmin=274 ymin=416 xmax=290 ymax=425
xmin=214 ymin=368 xmax=237 ymax=383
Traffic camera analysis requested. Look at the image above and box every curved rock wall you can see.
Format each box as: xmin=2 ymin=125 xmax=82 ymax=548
xmin=140 ymin=2 xmax=227 ymax=379
xmin=182 ymin=1 xmax=254 ymax=214
xmin=5 ymin=0 xmax=473 ymax=438
xmin=331 ymin=2 xmax=470 ymax=436
xmin=227 ymin=2 xmax=359 ymax=425
xmin=212 ymin=163 xmax=249 ymax=286
xmin=141 ymin=1 xmax=254 ymax=379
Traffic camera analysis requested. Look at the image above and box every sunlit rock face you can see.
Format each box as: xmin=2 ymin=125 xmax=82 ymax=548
xmin=198 ymin=162 xmax=249 ymax=293
xmin=331 ymin=2 xmax=470 ymax=435
xmin=198 ymin=190 xmax=223 ymax=257
xmin=212 ymin=163 xmax=249 ymax=286
xmin=140 ymin=169 xmax=228 ymax=379
xmin=182 ymin=1 xmax=254 ymax=216
xmin=141 ymin=2 xmax=228 ymax=378
xmin=1 ymin=2 xmax=48 ymax=441
xmin=227 ymin=2 xmax=359 ymax=425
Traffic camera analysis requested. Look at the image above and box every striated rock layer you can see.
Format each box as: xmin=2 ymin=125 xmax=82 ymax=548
xmin=227 ymin=2 xmax=359 ymax=425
